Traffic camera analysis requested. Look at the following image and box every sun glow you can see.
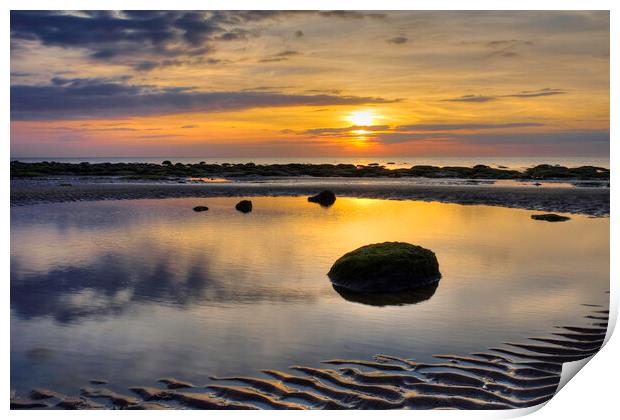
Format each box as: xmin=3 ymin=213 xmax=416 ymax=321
xmin=347 ymin=111 xmax=377 ymax=126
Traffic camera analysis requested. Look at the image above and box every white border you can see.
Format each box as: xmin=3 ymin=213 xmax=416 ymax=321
xmin=3 ymin=2 xmax=616 ymax=419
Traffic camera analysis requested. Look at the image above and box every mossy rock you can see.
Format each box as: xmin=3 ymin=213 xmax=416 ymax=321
xmin=235 ymin=200 xmax=252 ymax=213
xmin=531 ymin=213 xmax=570 ymax=222
xmin=328 ymin=242 xmax=441 ymax=293
xmin=308 ymin=190 xmax=336 ymax=207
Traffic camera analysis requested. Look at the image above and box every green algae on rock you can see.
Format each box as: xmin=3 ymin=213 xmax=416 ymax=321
xmin=328 ymin=242 xmax=441 ymax=293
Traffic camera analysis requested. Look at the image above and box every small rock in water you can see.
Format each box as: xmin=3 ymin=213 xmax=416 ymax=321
xmin=235 ymin=200 xmax=253 ymax=213
xmin=531 ymin=214 xmax=571 ymax=222
xmin=308 ymin=190 xmax=336 ymax=207
xmin=193 ymin=206 xmax=209 ymax=212
xmin=328 ymin=242 xmax=441 ymax=293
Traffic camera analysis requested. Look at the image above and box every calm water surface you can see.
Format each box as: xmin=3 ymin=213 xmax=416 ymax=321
xmin=10 ymin=197 xmax=609 ymax=395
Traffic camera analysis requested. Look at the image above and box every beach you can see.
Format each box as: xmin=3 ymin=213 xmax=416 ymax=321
xmin=10 ymin=177 xmax=610 ymax=216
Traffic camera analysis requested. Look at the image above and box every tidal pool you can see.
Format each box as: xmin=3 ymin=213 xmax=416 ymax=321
xmin=10 ymin=197 xmax=609 ymax=395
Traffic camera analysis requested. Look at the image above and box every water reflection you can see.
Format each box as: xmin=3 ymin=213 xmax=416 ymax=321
xmin=11 ymin=252 xmax=322 ymax=324
xmin=333 ymin=283 xmax=438 ymax=306
xmin=10 ymin=197 xmax=609 ymax=395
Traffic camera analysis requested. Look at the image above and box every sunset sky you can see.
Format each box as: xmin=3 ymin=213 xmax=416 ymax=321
xmin=10 ymin=10 xmax=610 ymax=158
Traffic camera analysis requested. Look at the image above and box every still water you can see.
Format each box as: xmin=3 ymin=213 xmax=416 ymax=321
xmin=10 ymin=197 xmax=609 ymax=395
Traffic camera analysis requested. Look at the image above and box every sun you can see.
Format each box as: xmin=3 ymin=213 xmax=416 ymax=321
xmin=347 ymin=111 xmax=377 ymax=126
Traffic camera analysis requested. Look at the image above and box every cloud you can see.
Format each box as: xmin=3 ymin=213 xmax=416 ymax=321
xmin=258 ymin=50 xmax=302 ymax=63
xmin=11 ymin=77 xmax=398 ymax=120
xmin=397 ymin=122 xmax=544 ymax=131
xmin=369 ymin=133 xmax=445 ymax=144
xmin=305 ymin=89 xmax=342 ymax=95
xmin=275 ymin=50 xmax=301 ymax=57
xmin=443 ymin=88 xmax=567 ymax=103
xmin=304 ymin=125 xmax=390 ymax=135
xmin=387 ymin=36 xmax=408 ymax=45
xmin=442 ymin=95 xmax=497 ymax=103
xmin=504 ymin=88 xmax=567 ymax=98
xmin=487 ymin=39 xmax=533 ymax=48
xmin=369 ymin=129 xmax=609 ymax=149
xmin=181 ymin=125 xmax=198 ymax=129
xmin=10 ymin=10 xmax=386 ymax=67
xmin=214 ymin=28 xmax=255 ymax=41
xmin=133 ymin=57 xmax=222 ymax=72
xmin=317 ymin=11 xmax=386 ymax=20
xmin=258 ymin=57 xmax=288 ymax=63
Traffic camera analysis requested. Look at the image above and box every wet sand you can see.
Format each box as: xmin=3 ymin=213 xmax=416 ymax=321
xmin=10 ymin=305 xmax=608 ymax=410
xmin=10 ymin=179 xmax=610 ymax=216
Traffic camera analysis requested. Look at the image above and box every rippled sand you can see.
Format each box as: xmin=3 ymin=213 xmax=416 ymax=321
xmin=10 ymin=303 xmax=608 ymax=410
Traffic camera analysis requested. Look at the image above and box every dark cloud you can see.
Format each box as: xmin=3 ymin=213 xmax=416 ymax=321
xmin=317 ymin=11 xmax=386 ymax=20
xmin=370 ymin=129 xmax=609 ymax=150
xmin=11 ymin=77 xmax=398 ymax=120
xmin=443 ymin=88 xmax=567 ymax=103
xmin=241 ymin=85 xmax=295 ymax=92
xmin=305 ymin=125 xmax=390 ymax=135
xmin=258 ymin=50 xmax=302 ymax=63
xmin=215 ymin=28 xmax=255 ymax=41
xmin=258 ymin=57 xmax=288 ymax=63
xmin=387 ymin=36 xmax=408 ymax=45
xmin=397 ymin=122 xmax=544 ymax=131
xmin=456 ymin=130 xmax=609 ymax=146
xmin=181 ymin=124 xmax=198 ymax=129
xmin=443 ymin=95 xmax=497 ymax=103
xmin=368 ymin=133 xmax=443 ymax=144
xmin=487 ymin=39 xmax=533 ymax=48
xmin=10 ymin=71 xmax=33 ymax=77
xmin=10 ymin=10 xmax=386 ymax=66
xmin=504 ymin=88 xmax=567 ymax=98
xmin=275 ymin=50 xmax=301 ymax=57
xmin=305 ymin=89 xmax=342 ymax=95
xmin=133 ymin=57 xmax=222 ymax=72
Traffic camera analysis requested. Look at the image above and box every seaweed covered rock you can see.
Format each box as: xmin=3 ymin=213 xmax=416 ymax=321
xmin=531 ymin=213 xmax=570 ymax=222
xmin=235 ymin=200 xmax=252 ymax=213
xmin=308 ymin=190 xmax=336 ymax=207
xmin=192 ymin=206 xmax=209 ymax=212
xmin=328 ymin=242 xmax=441 ymax=293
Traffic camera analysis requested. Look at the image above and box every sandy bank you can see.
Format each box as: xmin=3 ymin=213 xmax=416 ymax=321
xmin=11 ymin=179 xmax=609 ymax=216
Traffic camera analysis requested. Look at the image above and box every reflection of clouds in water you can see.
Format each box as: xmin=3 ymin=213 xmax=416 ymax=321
xmin=10 ymin=251 xmax=322 ymax=324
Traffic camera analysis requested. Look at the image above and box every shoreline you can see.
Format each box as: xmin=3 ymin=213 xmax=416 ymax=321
xmin=10 ymin=161 xmax=610 ymax=181
xmin=10 ymin=178 xmax=610 ymax=216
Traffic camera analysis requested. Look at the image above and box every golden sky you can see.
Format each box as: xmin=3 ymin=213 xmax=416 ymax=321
xmin=10 ymin=11 xmax=610 ymax=157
